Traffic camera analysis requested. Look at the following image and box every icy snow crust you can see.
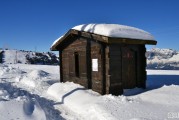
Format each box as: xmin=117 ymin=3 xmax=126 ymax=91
xmin=72 ymin=24 xmax=155 ymax=40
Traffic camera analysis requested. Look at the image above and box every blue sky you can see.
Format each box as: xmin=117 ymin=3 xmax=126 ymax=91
xmin=0 ymin=0 xmax=179 ymax=52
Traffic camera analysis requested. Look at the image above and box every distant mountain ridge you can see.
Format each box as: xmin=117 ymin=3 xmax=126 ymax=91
xmin=0 ymin=49 xmax=59 ymax=65
xmin=146 ymin=48 xmax=179 ymax=70
xmin=1 ymin=48 xmax=179 ymax=69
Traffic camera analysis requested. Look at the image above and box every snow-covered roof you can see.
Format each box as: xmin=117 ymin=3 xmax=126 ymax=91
xmin=51 ymin=36 xmax=63 ymax=48
xmin=72 ymin=24 xmax=155 ymax=40
xmin=51 ymin=23 xmax=156 ymax=50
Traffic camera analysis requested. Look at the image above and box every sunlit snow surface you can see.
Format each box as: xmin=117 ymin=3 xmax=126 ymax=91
xmin=73 ymin=24 xmax=155 ymax=40
xmin=1 ymin=64 xmax=179 ymax=120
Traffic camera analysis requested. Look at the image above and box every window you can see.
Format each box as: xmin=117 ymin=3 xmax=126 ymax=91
xmin=74 ymin=52 xmax=80 ymax=77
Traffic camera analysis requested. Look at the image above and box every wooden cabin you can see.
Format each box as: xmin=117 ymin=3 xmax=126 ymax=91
xmin=51 ymin=24 xmax=157 ymax=95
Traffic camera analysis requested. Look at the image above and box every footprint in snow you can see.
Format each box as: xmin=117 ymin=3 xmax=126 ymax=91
xmin=23 ymin=97 xmax=35 ymax=115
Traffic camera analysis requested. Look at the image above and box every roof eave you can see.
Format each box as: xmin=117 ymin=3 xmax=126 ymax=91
xmin=50 ymin=30 xmax=73 ymax=51
xmin=108 ymin=37 xmax=157 ymax=45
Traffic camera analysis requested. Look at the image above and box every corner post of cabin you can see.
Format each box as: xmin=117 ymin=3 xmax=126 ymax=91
xmin=59 ymin=50 xmax=63 ymax=82
xmin=105 ymin=46 xmax=110 ymax=94
xmin=142 ymin=45 xmax=147 ymax=89
xmin=137 ymin=45 xmax=146 ymax=88
xmin=101 ymin=43 xmax=106 ymax=94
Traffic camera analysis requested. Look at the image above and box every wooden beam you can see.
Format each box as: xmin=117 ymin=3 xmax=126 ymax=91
xmin=108 ymin=37 xmax=157 ymax=45
xmin=70 ymin=29 xmax=109 ymax=43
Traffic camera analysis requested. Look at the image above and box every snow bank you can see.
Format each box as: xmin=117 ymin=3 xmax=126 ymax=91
xmin=47 ymin=82 xmax=116 ymax=119
xmin=0 ymin=64 xmax=25 ymax=76
xmin=20 ymin=70 xmax=50 ymax=88
xmin=27 ymin=70 xmax=49 ymax=80
xmin=72 ymin=24 xmax=155 ymax=40
xmin=47 ymin=79 xmax=179 ymax=120
xmin=47 ymin=82 xmax=100 ymax=112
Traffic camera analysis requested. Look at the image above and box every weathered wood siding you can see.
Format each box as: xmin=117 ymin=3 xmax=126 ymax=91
xmin=105 ymin=46 xmax=110 ymax=94
xmin=61 ymin=37 xmax=88 ymax=88
xmin=91 ymin=41 xmax=104 ymax=94
xmin=107 ymin=44 xmax=146 ymax=95
xmin=59 ymin=35 xmax=146 ymax=95
xmin=108 ymin=44 xmax=123 ymax=95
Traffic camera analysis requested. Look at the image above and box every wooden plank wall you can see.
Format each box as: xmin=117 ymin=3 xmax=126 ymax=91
xmin=60 ymin=36 xmax=146 ymax=95
xmin=61 ymin=37 xmax=88 ymax=88
xmin=108 ymin=44 xmax=147 ymax=95
xmin=108 ymin=44 xmax=123 ymax=95
xmin=105 ymin=46 xmax=110 ymax=94
xmin=91 ymin=41 xmax=104 ymax=94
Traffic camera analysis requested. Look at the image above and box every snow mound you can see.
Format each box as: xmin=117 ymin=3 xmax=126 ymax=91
xmin=0 ymin=64 xmax=25 ymax=75
xmin=72 ymin=23 xmax=155 ymax=40
xmin=27 ymin=70 xmax=49 ymax=80
xmin=47 ymin=82 xmax=135 ymax=120
xmin=47 ymin=82 xmax=99 ymax=102
xmin=19 ymin=70 xmax=49 ymax=88
xmin=47 ymin=82 xmax=103 ymax=119
xmin=0 ymin=64 xmax=7 ymax=75
xmin=0 ymin=89 xmax=9 ymax=100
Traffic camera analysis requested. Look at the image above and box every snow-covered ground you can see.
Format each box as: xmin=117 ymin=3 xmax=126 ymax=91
xmin=1 ymin=64 xmax=179 ymax=120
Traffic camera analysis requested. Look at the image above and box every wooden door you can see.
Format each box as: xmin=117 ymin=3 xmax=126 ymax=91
xmin=122 ymin=47 xmax=137 ymax=89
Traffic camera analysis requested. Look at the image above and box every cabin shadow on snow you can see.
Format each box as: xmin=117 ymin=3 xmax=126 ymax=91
xmin=54 ymin=88 xmax=86 ymax=105
xmin=124 ymin=74 xmax=179 ymax=96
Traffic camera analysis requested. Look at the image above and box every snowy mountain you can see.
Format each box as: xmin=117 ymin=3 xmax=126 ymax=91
xmin=1 ymin=48 xmax=179 ymax=69
xmin=146 ymin=48 xmax=179 ymax=70
xmin=0 ymin=49 xmax=59 ymax=65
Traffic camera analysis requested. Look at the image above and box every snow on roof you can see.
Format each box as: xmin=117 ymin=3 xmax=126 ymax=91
xmin=72 ymin=23 xmax=155 ymax=40
xmin=51 ymin=35 xmax=63 ymax=48
xmin=51 ymin=23 xmax=156 ymax=48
